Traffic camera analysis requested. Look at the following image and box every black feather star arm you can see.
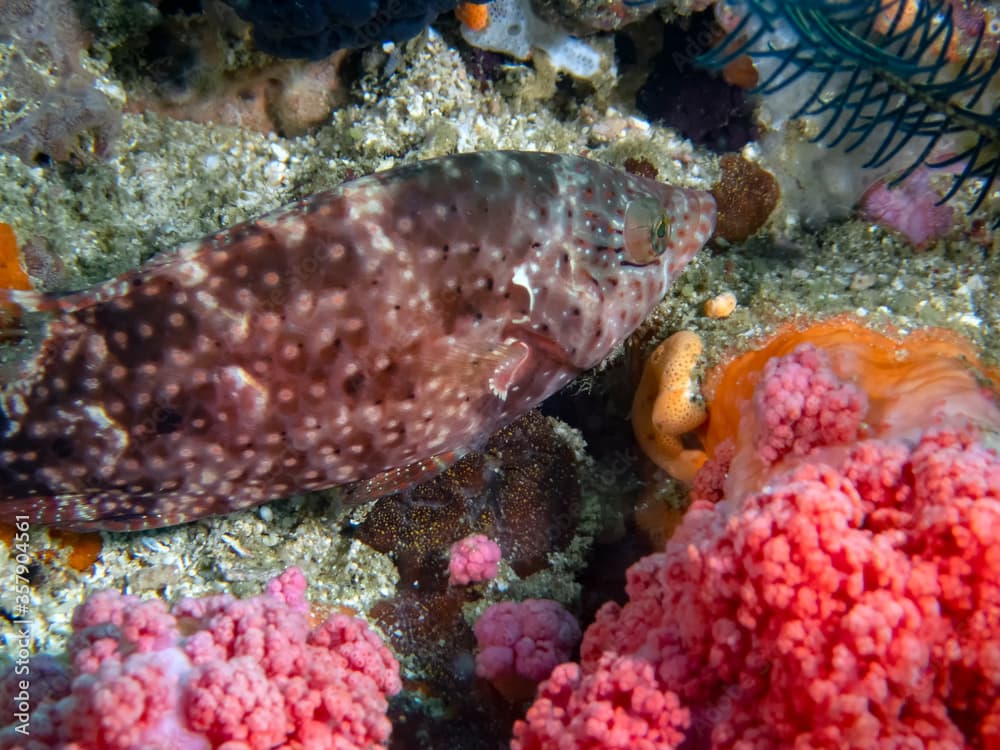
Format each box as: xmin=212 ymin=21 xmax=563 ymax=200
xmin=699 ymin=0 xmax=1000 ymax=218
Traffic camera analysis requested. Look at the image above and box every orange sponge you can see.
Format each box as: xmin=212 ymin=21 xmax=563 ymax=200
xmin=456 ymin=2 xmax=489 ymax=31
xmin=632 ymin=331 xmax=708 ymax=482
xmin=0 ymin=223 xmax=31 ymax=291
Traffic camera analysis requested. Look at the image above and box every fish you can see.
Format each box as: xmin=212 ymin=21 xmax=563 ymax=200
xmin=0 ymin=151 xmax=716 ymax=530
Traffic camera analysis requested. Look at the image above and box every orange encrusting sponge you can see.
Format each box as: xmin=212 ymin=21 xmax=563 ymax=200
xmin=0 ymin=524 xmax=103 ymax=572
xmin=456 ymin=2 xmax=489 ymax=31
xmin=0 ymin=223 xmax=31 ymax=291
xmin=701 ymin=315 xmax=1000 ymax=461
xmin=0 ymin=222 xmax=32 ymax=333
xmin=631 ymin=331 xmax=708 ymax=482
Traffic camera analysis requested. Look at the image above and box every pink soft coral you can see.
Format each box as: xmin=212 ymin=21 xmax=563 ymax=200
xmin=516 ymin=333 xmax=1000 ymax=749
xmin=517 ymin=428 xmax=999 ymax=748
xmin=753 ymin=343 xmax=867 ymax=465
xmin=859 ymin=168 xmax=954 ymax=248
xmin=514 ymin=655 xmax=689 ymax=750
xmin=0 ymin=568 xmax=401 ymax=750
xmin=476 ymin=599 xmax=581 ymax=702
xmin=449 ymin=533 xmax=502 ymax=585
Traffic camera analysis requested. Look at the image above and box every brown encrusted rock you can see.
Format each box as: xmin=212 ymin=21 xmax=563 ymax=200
xmin=624 ymin=157 xmax=658 ymax=181
xmin=711 ymin=153 xmax=780 ymax=243
xmin=351 ymin=411 xmax=582 ymax=739
xmin=0 ymin=0 xmax=122 ymax=164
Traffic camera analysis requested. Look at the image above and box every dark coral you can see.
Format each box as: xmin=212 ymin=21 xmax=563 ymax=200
xmin=623 ymin=156 xmax=658 ymax=181
xmin=636 ymin=11 xmax=757 ymax=153
xmin=372 ymin=589 xmax=521 ymax=749
xmin=530 ymin=0 xmax=660 ymax=34
xmin=222 ymin=0 xmax=487 ymax=59
xmin=0 ymin=0 xmax=121 ymax=165
xmin=350 ymin=410 xmax=581 ymax=746
xmin=352 ymin=410 xmax=581 ymax=586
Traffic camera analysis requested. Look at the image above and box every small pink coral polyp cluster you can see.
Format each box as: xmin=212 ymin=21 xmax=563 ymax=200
xmin=476 ymin=599 xmax=580 ymax=702
xmin=0 ymin=568 xmax=401 ymax=750
xmin=515 ymin=334 xmax=1000 ymax=749
xmin=753 ymin=343 xmax=868 ymax=464
xmin=448 ymin=533 xmax=502 ymax=585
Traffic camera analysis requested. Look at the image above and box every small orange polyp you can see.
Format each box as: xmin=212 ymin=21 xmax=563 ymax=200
xmin=456 ymin=2 xmax=489 ymax=31
xmin=704 ymin=291 xmax=737 ymax=319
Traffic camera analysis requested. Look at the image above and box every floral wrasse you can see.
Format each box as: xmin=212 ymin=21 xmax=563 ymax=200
xmin=0 ymin=151 xmax=715 ymax=530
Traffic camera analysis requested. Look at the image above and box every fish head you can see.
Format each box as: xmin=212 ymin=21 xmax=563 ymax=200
xmin=515 ymin=174 xmax=717 ymax=373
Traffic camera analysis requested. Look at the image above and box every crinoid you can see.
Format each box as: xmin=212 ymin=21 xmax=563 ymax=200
xmin=700 ymin=0 xmax=1000 ymax=221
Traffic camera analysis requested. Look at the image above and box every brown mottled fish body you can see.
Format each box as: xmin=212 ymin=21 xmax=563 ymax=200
xmin=0 ymin=151 xmax=715 ymax=530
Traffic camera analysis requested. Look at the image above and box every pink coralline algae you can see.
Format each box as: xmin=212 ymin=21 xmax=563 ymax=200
xmin=859 ymin=167 xmax=955 ymax=248
xmin=0 ymin=151 xmax=716 ymax=531
xmin=514 ymin=340 xmax=1000 ymax=749
xmin=0 ymin=568 xmax=401 ymax=750
xmin=475 ymin=599 xmax=581 ymax=702
xmin=449 ymin=533 xmax=502 ymax=585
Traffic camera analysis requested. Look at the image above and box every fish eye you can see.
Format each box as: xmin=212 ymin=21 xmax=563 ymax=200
xmin=624 ymin=197 xmax=672 ymax=265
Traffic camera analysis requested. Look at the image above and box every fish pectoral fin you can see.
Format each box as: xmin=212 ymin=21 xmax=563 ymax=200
xmin=339 ymin=448 xmax=467 ymax=504
xmin=487 ymin=326 xmax=579 ymax=401
xmin=413 ymin=337 xmax=537 ymax=402
xmin=488 ymin=339 xmax=532 ymax=401
xmin=459 ymin=333 xmax=569 ymax=403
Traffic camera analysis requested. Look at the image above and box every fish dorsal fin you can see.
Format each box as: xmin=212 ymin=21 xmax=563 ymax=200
xmin=339 ymin=448 xmax=467 ymax=505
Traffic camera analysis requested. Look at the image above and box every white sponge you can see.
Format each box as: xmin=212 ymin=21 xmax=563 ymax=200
xmin=460 ymin=0 xmax=610 ymax=80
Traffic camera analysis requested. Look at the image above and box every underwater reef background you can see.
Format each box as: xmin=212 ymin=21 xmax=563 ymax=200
xmin=1 ymin=0 xmax=999 ymax=748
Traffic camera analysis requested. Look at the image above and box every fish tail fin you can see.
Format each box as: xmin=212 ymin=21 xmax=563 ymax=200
xmin=0 ymin=288 xmax=68 ymax=385
xmin=0 ymin=287 xmax=70 ymax=315
xmin=0 ymin=289 xmax=65 ymax=317
xmin=0 ymin=288 xmax=60 ymax=342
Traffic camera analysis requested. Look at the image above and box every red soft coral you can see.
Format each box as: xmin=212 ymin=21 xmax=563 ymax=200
xmin=0 ymin=568 xmax=400 ymax=750
xmin=513 ymin=655 xmax=689 ymax=750
xmin=526 ymin=427 xmax=1000 ymax=749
